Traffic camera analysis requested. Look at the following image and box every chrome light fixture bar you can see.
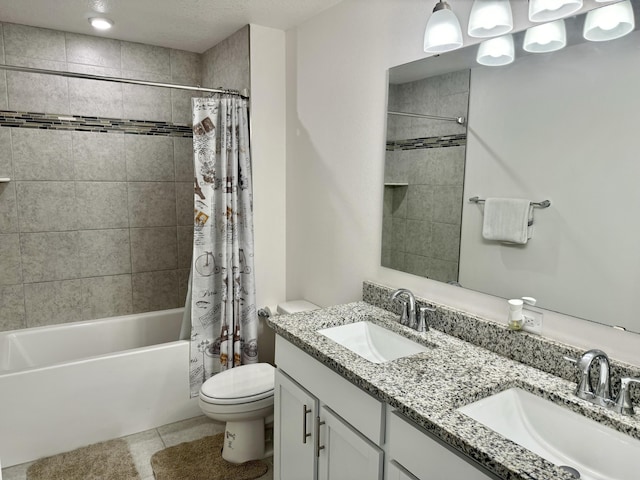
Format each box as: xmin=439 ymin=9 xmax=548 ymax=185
xmin=424 ymin=0 xmax=463 ymax=53
xmin=468 ymin=0 xmax=514 ymax=38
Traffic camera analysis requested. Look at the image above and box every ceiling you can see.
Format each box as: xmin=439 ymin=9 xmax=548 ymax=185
xmin=0 ymin=0 xmax=344 ymax=53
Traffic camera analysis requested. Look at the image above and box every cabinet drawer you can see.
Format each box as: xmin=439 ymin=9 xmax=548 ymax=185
xmin=387 ymin=411 xmax=496 ymax=480
xmin=276 ymin=336 xmax=384 ymax=445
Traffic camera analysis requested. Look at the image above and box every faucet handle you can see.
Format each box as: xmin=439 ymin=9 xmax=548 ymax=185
xmin=416 ymin=305 xmax=436 ymax=333
xmin=613 ymin=377 xmax=640 ymax=415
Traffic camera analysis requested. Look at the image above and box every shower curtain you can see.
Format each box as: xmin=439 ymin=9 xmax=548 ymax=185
xmin=184 ymin=94 xmax=258 ymax=398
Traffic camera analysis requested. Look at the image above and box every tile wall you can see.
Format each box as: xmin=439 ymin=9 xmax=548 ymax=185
xmin=0 ymin=23 xmax=248 ymax=331
xmin=381 ymin=70 xmax=469 ymax=282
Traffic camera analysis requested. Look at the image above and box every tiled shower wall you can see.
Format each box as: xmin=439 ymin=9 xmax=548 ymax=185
xmin=382 ymin=70 xmax=469 ymax=282
xmin=0 ymin=23 xmax=246 ymax=331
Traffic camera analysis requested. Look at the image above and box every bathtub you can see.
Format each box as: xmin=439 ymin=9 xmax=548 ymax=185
xmin=0 ymin=308 xmax=200 ymax=468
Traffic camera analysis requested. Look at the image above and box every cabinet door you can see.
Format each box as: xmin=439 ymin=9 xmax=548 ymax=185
xmin=388 ymin=411 xmax=496 ymax=480
xmin=387 ymin=461 xmax=420 ymax=480
xmin=274 ymin=369 xmax=318 ymax=480
xmin=317 ymin=405 xmax=383 ymax=480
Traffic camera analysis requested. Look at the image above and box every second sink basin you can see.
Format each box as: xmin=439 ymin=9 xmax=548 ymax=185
xmin=458 ymin=387 xmax=640 ymax=480
xmin=317 ymin=321 xmax=428 ymax=363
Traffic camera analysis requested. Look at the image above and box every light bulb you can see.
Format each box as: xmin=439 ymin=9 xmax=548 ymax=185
xmin=476 ymin=34 xmax=515 ymax=66
xmin=89 ymin=17 xmax=114 ymax=30
xmin=468 ymin=0 xmax=513 ymax=38
xmin=584 ymin=0 xmax=635 ymax=42
xmin=424 ymin=1 xmax=463 ymax=53
xmin=529 ymin=0 xmax=583 ymax=22
xmin=523 ymin=20 xmax=567 ymax=53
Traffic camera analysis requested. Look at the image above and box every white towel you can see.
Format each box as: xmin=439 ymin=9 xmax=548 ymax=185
xmin=482 ymin=197 xmax=534 ymax=244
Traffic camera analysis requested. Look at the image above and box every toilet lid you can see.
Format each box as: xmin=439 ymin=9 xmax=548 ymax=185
xmin=200 ymin=363 xmax=275 ymax=405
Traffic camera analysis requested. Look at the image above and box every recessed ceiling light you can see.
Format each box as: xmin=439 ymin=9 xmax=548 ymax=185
xmin=89 ymin=17 xmax=114 ymax=30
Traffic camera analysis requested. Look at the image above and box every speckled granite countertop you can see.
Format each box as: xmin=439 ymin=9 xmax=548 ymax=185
xmin=268 ymin=301 xmax=640 ymax=480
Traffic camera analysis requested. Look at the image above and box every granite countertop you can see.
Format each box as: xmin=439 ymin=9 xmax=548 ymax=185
xmin=268 ymin=301 xmax=640 ymax=480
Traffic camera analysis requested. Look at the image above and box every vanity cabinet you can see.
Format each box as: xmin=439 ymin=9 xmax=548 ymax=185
xmin=274 ymin=336 xmax=384 ymax=480
xmin=274 ymin=335 xmax=496 ymax=480
xmin=386 ymin=410 xmax=496 ymax=480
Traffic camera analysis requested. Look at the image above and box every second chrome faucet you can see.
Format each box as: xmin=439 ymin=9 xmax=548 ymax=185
xmin=390 ymin=288 xmax=435 ymax=333
xmin=565 ymin=349 xmax=640 ymax=416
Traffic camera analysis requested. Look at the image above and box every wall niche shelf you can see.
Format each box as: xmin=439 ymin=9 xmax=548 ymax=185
xmin=384 ymin=182 xmax=408 ymax=187
xmin=0 ymin=178 xmax=10 ymax=183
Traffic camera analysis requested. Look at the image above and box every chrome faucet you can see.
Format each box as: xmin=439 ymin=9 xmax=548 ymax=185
xmin=566 ymin=349 xmax=640 ymax=416
xmin=565 ymin=349 xmax=612 ymax=408
xmin=389 ymin=288 xmax=435 ymax=333
xmin=390 ymin=288 xmax=416 ymax=327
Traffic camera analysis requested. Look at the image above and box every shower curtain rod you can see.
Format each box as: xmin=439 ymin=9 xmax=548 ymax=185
xmin=0 ymin=63 xmax=249 ymax=99
xmin=388 ymin=110 xmax=465 ymax=125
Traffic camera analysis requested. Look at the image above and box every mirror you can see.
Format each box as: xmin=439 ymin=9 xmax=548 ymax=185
xmin=382 ymin=1 xmax=640 ymax=333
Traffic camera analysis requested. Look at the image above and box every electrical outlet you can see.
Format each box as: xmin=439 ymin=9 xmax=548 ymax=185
xmin=522 ymin=308 xmax=543 ymax=335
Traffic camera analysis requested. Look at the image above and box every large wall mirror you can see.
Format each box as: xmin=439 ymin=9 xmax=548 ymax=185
xmin=382 ymin=0 xmax=640 ymax=333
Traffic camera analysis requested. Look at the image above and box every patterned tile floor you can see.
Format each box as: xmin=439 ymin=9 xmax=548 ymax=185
xmin=1 ymin=416 xmax=273 ymax=480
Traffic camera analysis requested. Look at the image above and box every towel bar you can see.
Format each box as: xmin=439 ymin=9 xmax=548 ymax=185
xmin=469 ymin=196 xmax=551 ymax=208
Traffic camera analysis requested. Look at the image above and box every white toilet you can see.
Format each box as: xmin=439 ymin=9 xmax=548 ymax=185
xmin=198 ymin=300 xmax=319 ymax=464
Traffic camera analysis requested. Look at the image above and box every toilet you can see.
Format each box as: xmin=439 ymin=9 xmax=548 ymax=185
xmin=198 ymin=300 xmax=320 ymax=464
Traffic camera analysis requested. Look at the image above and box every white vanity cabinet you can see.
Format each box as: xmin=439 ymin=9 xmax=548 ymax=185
xmin=274 ymin=336 xmax=384 ymax=480
xmin=274 ymin=335 xmax=497 ymax=480
xmin=386 ymin=410 xmax=496 ymax=480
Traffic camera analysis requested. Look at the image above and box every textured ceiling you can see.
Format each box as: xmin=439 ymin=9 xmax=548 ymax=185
xmin=0 ymin=0 xmax=344 ymax=52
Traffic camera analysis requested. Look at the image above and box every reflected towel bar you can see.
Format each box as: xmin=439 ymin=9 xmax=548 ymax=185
xmin=469 ymin=196 xmax=551 ymax=208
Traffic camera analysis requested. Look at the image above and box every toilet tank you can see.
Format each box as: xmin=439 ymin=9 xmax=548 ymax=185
xmin=277 ymin=300 xmax=320 ymax=315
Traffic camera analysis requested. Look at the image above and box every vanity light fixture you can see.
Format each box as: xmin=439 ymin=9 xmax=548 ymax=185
xmin=468 ymin=0 xmax=513 ymax=38
xmin=528 ymin=0 xmax=583 ymax=22
xmin=523 ymin=20 xmax=567 ymax=53
xmin=583 ymin=0 xmax=635 ymax=41
xmin=423 ymin=0 xmax=463 ymax=53
xmin=89 ymin=17 xmax=114 ymax=30
xmin=476 ymin=34 xmax=515 ymax=66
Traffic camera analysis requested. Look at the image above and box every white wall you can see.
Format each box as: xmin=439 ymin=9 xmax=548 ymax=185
xmin=285 ymin=0 xmax=640 ymax=366
xmin=250 ymin=25 xmax=287 ymax=364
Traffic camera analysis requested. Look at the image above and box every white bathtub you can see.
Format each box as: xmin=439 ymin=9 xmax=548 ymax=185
xmin=0 ymin=308 xmax=200 ymax=467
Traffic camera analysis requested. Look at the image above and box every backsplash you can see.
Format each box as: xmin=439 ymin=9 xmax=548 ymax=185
xmin=363 ymin=280 xmax=640 ymax=403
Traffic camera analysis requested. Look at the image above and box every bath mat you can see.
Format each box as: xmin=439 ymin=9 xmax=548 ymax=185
xmin=151 ymin=433 xmax=269 ymax=480
xmin=26 ymin=438 xmax=140 ymax=480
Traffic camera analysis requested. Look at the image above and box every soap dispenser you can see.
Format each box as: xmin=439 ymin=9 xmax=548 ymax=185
xmin=507 ymin=299 xmax=524 ymax=331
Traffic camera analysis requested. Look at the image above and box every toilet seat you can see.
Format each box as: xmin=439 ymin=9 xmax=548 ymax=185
xmin=199 ymin=363 xmax=275 ymax=406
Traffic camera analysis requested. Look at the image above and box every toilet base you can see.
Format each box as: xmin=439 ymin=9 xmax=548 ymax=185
xmin=222 ymin=418 xmax=267 ymax=464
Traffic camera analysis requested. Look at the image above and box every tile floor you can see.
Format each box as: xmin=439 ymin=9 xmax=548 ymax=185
xmin=1 ymin=415 xmax=273 ymax=480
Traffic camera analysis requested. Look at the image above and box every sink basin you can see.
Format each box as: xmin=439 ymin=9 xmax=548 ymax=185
xmin=317 ymin=321 xmax=428 ymax=363
xmin=458 ymin=388 xmax=640 ymax=480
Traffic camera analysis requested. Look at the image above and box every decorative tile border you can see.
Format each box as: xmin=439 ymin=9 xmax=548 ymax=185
xmin=362 ymin=280 xmax=640 ymax=404
xmin=386 ymin=133 xmax=466 ymax=151
xmin=0 ymin=110 xmax=193 ymax=137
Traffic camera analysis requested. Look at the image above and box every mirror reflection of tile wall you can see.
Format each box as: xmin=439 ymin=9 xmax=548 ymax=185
xmin=382 ymin=70 xmax=469 ymax=282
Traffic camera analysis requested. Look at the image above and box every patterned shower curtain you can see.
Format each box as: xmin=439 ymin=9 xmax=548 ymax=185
xmin=187 ymin=94 xmax=258 ymax=398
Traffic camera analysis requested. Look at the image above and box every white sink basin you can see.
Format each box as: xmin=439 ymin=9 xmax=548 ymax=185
xmin=317 ymin=321 xmax=428 ymax=363
xmin=458 ymin=388 xmax=640 ymax=480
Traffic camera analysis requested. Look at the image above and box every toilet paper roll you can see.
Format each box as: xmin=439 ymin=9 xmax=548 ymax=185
xmin=257 ymin=305 xmax=278 ymax=318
